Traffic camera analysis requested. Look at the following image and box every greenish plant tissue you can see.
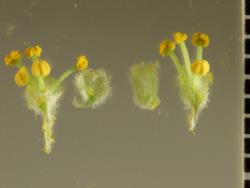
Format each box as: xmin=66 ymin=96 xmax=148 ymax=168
xmin=73 ymin=69 xmax=112 ymax=109
xmin=129 ymin=62 xmax=160 ymax=111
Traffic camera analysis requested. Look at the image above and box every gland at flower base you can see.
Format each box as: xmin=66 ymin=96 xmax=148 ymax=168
xmin=14 ymin=66 xmax=29 ymax=87
xmin=191 ymin=60 xmax=210 ymax=76
xmin=31 ymin=60 xmax=51 ymax=77
xmin=4 ymin=50 xmax=22 ymax=66
xmin=76 ymin=55 xmax=88 ymax=71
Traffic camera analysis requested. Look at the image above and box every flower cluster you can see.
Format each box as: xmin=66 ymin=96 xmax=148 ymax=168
xmin=159 ymin=32 xmax=213 ymax=133
xmin=3 ymin=32 xmax=213 ymax=152
xmin=3 ymin=45 xmax=111 ymax=153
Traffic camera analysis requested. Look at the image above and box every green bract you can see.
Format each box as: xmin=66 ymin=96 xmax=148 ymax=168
xmin=129 ymin=62 xmax=160 ymax=111
xmin=73 ymin=69 xmax=112 ymax=109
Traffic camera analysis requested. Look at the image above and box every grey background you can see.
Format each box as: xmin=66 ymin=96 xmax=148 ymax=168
xmin=0 ymin=0 xmax=242 ymax=187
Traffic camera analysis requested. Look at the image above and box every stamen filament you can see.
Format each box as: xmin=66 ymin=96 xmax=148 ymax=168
xmin=179 ymin=42 xmax=192 ymax=76
xmin=15 ymin=60 xmax=24 ymax=69
xmin=196 ymin=46 xmax=203 ymax=60
xmin=51 ymin=67 xmax=76 ymax=92
xmin=31 ymin=56 xmax=38 ymax=62
xmin=38 ymin=76 xmax=45 ymax=91
xmin=169 ymin=52 xmax=182 ymax=74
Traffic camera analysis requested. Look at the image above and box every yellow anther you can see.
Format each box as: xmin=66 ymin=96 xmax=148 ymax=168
xmin=192 ymin=32 xmax=209 ymax=47
xmin=191 ymin=60 xmax=210 ymax=76
xmin=76 ymin=55 xmax=88 ymax=71
xmin=159 ymin=40 xmax=176 ymax=57
xmin=173 ymin=32 xmax=188 ymax=44
xmin=25 ymin=47 xmax=34 ymax=58
xmin=32 ymin=45 xmax=42 ymax=57
xmin=25 ymin=45 xmax=42 ymax=58
xmin=31 ymin=59 xmax=51 ymax=77
xmin=14 ymin=66 xmax=29 ymax=87
xmin=4 ymin=50 xmax=22 ymax=66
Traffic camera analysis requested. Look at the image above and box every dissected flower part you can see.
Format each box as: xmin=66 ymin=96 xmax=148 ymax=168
xmin=3 ymin=45 xmax=111 ymax=153
xmin=160 ymin=32 xmax=213 ymax=133
xmin=73 ymin=69 xmax=111 ymax=109
xmin=129 ymin=62 xmax=160 ymax=111
xmin=24 ymin=77 xmax=62 ymax=153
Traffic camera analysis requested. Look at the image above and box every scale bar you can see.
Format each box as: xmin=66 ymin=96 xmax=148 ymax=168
xmin=244 ymin=0 xmax=250 ymax=186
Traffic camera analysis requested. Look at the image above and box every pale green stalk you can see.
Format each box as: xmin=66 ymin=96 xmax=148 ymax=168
xmin=169 ymin=52 xmax=182 ymax=74
xmin=38 ymin=76 xmax=45 ymax=91
xmin=196 ymin=46 xmax=203 ymax=60
xmin=193 ymin=46 xmax=203 ymax=87
xmin=179 ymin=42 xmax=192 ymax=76
xmin=15 ymin=60 xmax=23 ymax=68
xmin=32 ymin=56 xmax=39 ymax=62
xmin=51 ymin=67 xmax=77 ymax=92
